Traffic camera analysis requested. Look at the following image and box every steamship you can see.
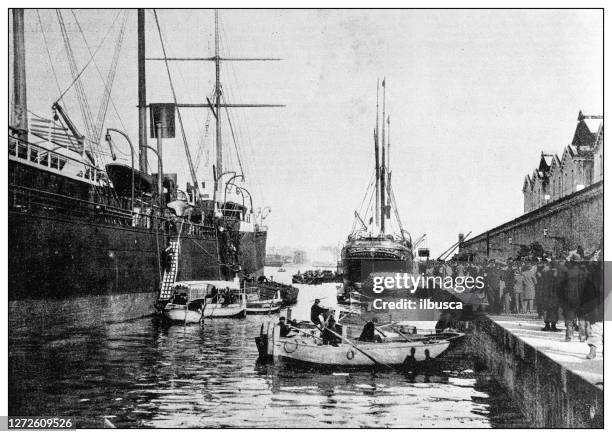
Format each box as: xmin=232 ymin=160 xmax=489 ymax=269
xmin=339 ymin=81 xmax=413 ymax=302
xmin=8 ymin=10 xmax=278 ymax=330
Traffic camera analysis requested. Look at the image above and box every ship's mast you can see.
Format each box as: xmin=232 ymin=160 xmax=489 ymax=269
xmin=137 ymin=9 xmax=148 ymax=173
xmin=374 ymin=80 xmax=380 ymax=233
xmin=387 ymin=115 xmax=390 ymax=171
xmin=11 ymin=9 xmax=28 ymax=142
xmin=145 ymin=10 xmax=283 ymax=197
xmin=214 ymin=10 xmax=223 ymax=179
xmin=380 ymin=78 xmax=386 ymax=235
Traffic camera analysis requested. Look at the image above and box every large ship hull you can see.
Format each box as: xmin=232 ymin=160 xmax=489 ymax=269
xmin=238 ymin=229 xmax=267 ymax=278
xmin=8 ymin=160 xmax=266 ymax=333
xmin=8 ymin=210 xmax=265 ymax=333
xmin=341 ymin=238 xmax=413 ymax=284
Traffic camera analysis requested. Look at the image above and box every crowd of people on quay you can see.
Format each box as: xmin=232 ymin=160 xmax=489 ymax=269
xmin=419 ymin=244 xmax=603 ymax=359
xmin=273 ymin=244 xmax=603 ymax=361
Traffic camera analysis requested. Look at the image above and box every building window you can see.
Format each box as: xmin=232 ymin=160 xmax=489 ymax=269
xmin=50 ymin=155 xmax=59 ymax=169
xmin=39 ymin=152 xmax=49 ymax=167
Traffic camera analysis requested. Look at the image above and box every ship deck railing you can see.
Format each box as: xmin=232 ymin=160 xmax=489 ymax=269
xmin=9 ymin=183 xmax=216 ymax=237
xmin=9 ymin=135 xmax=104 ymax=185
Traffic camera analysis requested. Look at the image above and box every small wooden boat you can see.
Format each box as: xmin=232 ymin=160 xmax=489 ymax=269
xmin=256 ymin=320 xmax=463 ymax=367
xmin=162 ymin=280 xmax=247 ymax=323
xmin=246 ymin=287 xmax=282 ymax=314
xmin=246 ymin=278 xmax=299 ymax=306
xmin=278 ymin=267 xmax=286 ymax=272
xmin=292 ymin=269 xmax=340 ymax=285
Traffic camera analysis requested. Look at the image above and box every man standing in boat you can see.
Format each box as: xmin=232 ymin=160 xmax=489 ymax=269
xmin=310 ymin=299 xmax=327 ymax=325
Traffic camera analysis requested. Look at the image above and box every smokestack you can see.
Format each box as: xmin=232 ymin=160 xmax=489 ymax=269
xmin=138 ymin=9 xmax=148 ymax=173
xmin=12 ymin=9 xmax=28 ymax=142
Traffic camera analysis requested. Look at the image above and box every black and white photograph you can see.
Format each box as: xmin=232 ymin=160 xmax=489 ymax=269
xmin=2 ymin=3 xmax=607 ymax=430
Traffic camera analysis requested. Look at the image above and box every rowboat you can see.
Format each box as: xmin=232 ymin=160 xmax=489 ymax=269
xmin=244 ymin=277 xmax=299 ymax=306
xmin=245 ymin=287 xmax=282 ymax=314
xmin=162 ymin=280 xmax=247 ymax=323
xmin=336 ymin=284 xmax=364 ymax=305
xmin=255 ymin=320 xmax=463 ymax=367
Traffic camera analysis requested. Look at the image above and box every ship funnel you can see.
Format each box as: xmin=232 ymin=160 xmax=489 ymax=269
xmin=150 ymin=103 xmax=176 ymax=138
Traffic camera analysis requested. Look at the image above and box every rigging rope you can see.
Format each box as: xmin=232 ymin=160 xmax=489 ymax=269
xmin=152 ymin=10 xmax=201 ymax=203
xmin=357 ymin=170 xmax=375 ymax=219
xmin=55 ymin=10 xmax=120 ymax=109
xmin=194 ymin=103 xmax=213 ymax=173
xmin=36 ymin=11 xmax=65 ymax=108
xmin=56 ymin=10 xmax=97 ymax=144
xmin=95 ymin=12 xmax=127 ymax=143
xmin=350 ymin=170 xmax=375 ymax=235
xmin=56 ymin=10 xmax=125 ymax=203
xmin=70 ymin=10 xmax=128 ymax=143
xmin=363 ymin=180 xmax=376 ymax=230
xmin=218 ymin=20 xmax=264 ymax=203
xmin=222 ymin=95 xmax=245 ymax=178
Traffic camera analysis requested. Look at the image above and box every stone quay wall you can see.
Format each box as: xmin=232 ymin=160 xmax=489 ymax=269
xmin=468 ymin=316 xmax=603 ymax=428
xmin=459 ymin=180 xmax=602 ymax=262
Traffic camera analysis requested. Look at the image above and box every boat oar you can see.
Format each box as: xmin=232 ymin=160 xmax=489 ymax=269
xmin=385 ymin=323 xmax=416 ymax=342
xmin=386 ymin=322 xmax=429 ymax=342
xmin=308 ymin=297 xmax=330 ymax=302
xmin=321 ymin=326 xmax=395 ymax=371
xmin=316 ymin=315 xmax=394 ymax=369
xmin=290 ymin=326 xmax=322 ymax=343
xmin=199 ymin=299 xmax=209 ymax=324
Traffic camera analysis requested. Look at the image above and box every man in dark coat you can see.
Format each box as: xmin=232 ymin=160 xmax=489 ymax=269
xmin=484 ymin=261 xmax=502 ymax=314
xmin=359 ymin=318 xmax=382 ymax=342
xmin=277 ymin=316 xmax=291 ymax=337
xmin=503 ymin=263 xmax=516 ymax=313
xmin=538 ymin=261 xmax=560 ymax=331
xmin=562 ymin=261 xmax=585 ymax=341
xmin=321 ymin=316 xmax=340 ymax=346
xmin=577 ymin=263 xmax=600 ymax=344
xmin=161 ymin=245 xmax=174 ymax=273
xmin=310 ymin=299 xmax=327 ymax=325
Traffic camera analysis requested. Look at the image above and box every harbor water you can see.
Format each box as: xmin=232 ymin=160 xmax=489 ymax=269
xmin=8 ymin=266 xmax=528 ymax=428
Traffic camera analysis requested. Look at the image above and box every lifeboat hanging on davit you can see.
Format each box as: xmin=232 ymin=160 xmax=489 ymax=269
xmin=105 ymin=163 xmax=153 ymax=197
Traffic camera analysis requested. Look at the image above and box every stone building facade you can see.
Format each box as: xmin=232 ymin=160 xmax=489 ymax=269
xmin=460 ymin=181 xmax=602 ymax=262
xmin=460 ymin=111 xmax=603 ymax=262
xmin=523 ymin=111 xmax=603 ymax=213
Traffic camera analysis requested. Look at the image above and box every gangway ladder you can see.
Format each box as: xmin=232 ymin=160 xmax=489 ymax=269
xmin=157 ymin=221 xmax=185 ymax=303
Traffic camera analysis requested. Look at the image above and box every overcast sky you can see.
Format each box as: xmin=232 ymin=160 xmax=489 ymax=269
xmin=15 ymin=9 xmax=603 ymax=254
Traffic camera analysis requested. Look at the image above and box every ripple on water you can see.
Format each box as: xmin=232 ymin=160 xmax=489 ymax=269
xmin=9 ymin=284 xmax=529 ymax=428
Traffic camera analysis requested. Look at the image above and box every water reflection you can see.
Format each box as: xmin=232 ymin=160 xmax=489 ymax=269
xmin=9 ymin=268 xmax=528 ymax=428
xmin=10 ymin=312 xmax=526 ymax=428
